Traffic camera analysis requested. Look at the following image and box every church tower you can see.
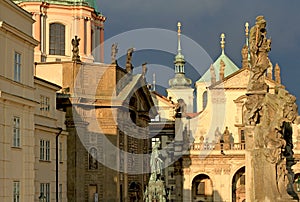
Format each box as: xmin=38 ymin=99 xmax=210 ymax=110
xmin=14 ymin=0 xmax=106 ymax=63
xmin=167 ymin=22 xmax=194 ymax=113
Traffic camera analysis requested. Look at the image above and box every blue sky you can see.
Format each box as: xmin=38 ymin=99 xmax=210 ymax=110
xmin=98 ymin=0 xmax=300 ymax=110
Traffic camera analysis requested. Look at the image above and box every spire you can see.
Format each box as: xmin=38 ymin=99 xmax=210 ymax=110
xmin=169 ymin=22 xmax=192 ymax=88
xmin=220 ymin=33 xmax=225 ymax=54
xmin=177 ymin=22 xmax=182 ymax=55
xmin=153 ymin=73 xmax=156 ymax=91
xmin=241 ymin=22 xmax=250 ymax=69
xmin=245 ymin=22 xmax=251 ymax=63
xmin=174 ymin=22 xmax=185 ymax=74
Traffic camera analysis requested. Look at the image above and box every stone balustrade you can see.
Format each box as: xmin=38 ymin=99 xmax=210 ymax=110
xmin=190 ymin=142 xmax=246 ymax=151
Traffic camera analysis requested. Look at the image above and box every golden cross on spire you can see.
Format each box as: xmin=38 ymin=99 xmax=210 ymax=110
xmin=177 ymin=22 xmax=181 ymax=34
xmin=220 ymin=33 xmax=225 ymax=54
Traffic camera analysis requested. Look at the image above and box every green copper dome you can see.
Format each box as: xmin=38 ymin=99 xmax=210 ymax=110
xmin=14 ymin=0 xmax=99 ymax=11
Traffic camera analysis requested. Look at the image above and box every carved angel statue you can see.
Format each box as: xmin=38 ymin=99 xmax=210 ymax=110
xmin=150 ymin=141 xmax=163 ymax=178
xmin=248 ymin=16 xmax=271 ymax=91
xmin=72 ymin=36 xmax=81 ymax=62
xmin=111 ymin=43 xmax=118 ymax=64
xmin=126 ymin=48 xmax=135 ymax=73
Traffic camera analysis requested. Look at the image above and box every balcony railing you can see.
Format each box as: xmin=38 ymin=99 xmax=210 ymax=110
xmin=190 ymin=142 xmax=246 ymax=151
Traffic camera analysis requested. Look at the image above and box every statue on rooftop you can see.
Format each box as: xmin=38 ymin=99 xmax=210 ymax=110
xmin=111 ymin=43 xmax=118 ymax=64
xmin=126 ymin=48 xmax=135 ymax=73
xmin=219 ymin=59 xmax=225 ymax=81
xmin=209 ymin=64 xmax=216 ymax=84
xmin=72 ymin=35 xmax=81 ymax=62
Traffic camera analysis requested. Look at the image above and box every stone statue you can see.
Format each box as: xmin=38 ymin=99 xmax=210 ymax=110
xmin=209 ymin=64 xmax=216 ymax=84
xmin=175 ymin=99 xmax=186 ymax=118
xmin=144 ymin=140 xmax=167 ymax=201
xmin=275 ymin=63 xmax=281 ymax=84
xmin=244 ymin=16 xmax=299 ymax=201
xmin=241 ymin=44 xmax=249 ymax=69
xmin=72 ymin=36 xmax=81 ymax=62
xmin=150 ymin=141 xmax=163 ymax=178
xmin=126 ymin=48 xmax=135 ymax=73
xmin=219 ymin=59 xmax=225 ymax=81
xmin=267 ymin=60 xmax=273 ymax=79
xmin=111 ymin=43 xmax=118 ymax=64
xmin=248 ymin=16 xmax=271 ymax=91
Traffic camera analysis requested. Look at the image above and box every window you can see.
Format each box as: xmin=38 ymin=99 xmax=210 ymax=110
xmin=241 ymin=129 xmax=245 ymax=143
xmin=151 ymin=137 xmax=160 ymax=148
xmin=13 ymin=181 xmax=20 ymax=202
xmin=49 ymin=23 xmax=65 ymax=55
xmin=13 ymin=117 xmax=20 ymax=147
xmin=14 ymin=52 xmax=21 ymax=82
xmin=202 ymin=91 xmax=208 ymax=110
xmin=40 ymin=140 xmax=50 ymax=161
xmin=40 ymin=95 xmax=50 ymax=111
xmin=88 ymin=147 xmax=98 ymax=170
xmin=40 ymin=183 xmax=50 ymax=202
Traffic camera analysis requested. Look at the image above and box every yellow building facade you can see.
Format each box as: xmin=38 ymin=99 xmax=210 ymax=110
xmin=0 ymin=1 xmax=68 ymax=201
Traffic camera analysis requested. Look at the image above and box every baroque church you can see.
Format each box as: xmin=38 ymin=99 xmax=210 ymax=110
xmin=150 ymin=20 xmax=300 ymax=202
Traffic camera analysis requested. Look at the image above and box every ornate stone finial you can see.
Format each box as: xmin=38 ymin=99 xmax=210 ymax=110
xmin=142 ymin=62 xmax=147 ymax=79
xmin=126 ymin=48 xmax=135 ymax=73
xmin=72 ymin=36 xmax=81 ymax=62
xmin=210 ymin=64 xmax=216 ymax=84
xmin=275 ymin=63 xmax=281 ymax=84
xmin=111 ymin=43 xmax=118 ymax=64
xmin=219 ymin=59 xmax=225 ymax=81
xmin=220 ymin=33 xmax=225 ymax=54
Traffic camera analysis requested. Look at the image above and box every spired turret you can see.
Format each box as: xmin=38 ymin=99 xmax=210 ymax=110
xmin=168 ymin=22 xmax=192 ymax=88
xmin=167 ymin=22 xmax=194 ymax=113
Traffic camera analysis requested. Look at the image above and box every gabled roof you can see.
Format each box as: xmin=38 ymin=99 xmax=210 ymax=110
xmin=209 ymin=67 xmax=280 ymax=90
xmin=116 ymin=74 xmax=157 ymax=118
xmin=150 ymin=91 xmax=175 ymax=107
xmin=196 ymin=52 xmax=239 ymax=83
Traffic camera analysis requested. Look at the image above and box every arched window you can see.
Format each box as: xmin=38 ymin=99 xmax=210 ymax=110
xmin=88 ymin=147 xmax=98 ymax=170
xmin=49 ymin=23 xmax=65 ymax=55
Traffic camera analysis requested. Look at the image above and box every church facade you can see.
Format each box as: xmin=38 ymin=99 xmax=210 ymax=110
xmin=150 ymin=21 xmax=300 ymax=202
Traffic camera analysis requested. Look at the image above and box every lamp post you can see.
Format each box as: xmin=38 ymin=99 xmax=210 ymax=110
xmin=39 ymin=192 xmax=46 ymax=202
